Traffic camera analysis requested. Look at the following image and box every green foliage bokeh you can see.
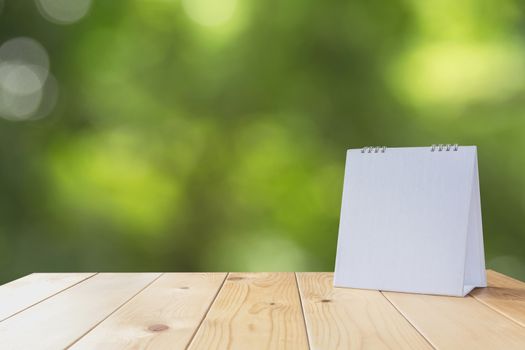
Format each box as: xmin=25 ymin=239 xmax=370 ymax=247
xmin=1 ymin=0 xmax=525 ymax=283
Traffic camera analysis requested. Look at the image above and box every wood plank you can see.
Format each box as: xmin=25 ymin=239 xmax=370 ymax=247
xmin=188 ymin=272 xmax=308 ymax=350
xmin=383 ymin=290 xmax=525 ymax=349
xmin=0 ymin=273 xmax=96 ymax=322
xmin=470 ymin=270 xmax=525 ymax=327
xmin=70 ymin=273 xmax=227 ymax=349
xmin=297 ymin=272 xmax=432 ymax=349
xmin=0 ymin=273 xmax=160 ymax=350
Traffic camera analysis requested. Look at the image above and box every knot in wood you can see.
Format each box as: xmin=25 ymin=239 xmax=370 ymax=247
xmin=148 ymin=324 xmax=169 ymax=332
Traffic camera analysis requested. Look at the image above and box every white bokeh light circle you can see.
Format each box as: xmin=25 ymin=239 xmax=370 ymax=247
xmin=0 ymin=37 xmax=50 ymax=80
xmin=0 ymin=37 xmax=57 ymax=121
xmin=1 ymin=63 xmax=44 ymax=95
xmin=35 ymin=0 xmax=92 ymax=25
xmin=0 ymin=66 xmax=43 ymax=120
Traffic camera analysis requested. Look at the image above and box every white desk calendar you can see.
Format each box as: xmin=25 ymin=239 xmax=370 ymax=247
xmin=334 ymin=145 xmax=486 ymax=296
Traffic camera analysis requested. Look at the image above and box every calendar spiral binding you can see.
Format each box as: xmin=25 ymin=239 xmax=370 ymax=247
xmin=361 ymin=146 xmax=386 ymax=153
xmin=360 ymin=144 xmax=460 ymax=153
xmin=431 ymin=144 xmax=459 ymax=152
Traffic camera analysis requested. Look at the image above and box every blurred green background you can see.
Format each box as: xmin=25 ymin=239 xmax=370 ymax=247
xmin=1 ymin=0 xmax=524 ymax=284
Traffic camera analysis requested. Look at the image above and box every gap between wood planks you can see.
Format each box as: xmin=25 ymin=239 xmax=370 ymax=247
xmin=380 ymin=290 xmax=436 ymax=349
xmin=470 ymin=270 xmax=525 ymax=328
xmin=0 ymin=273 xmax=98 ymax=323
xmin=64 ymin=273 xmax=165 ymax=349
xmin=294 ymin=272 xmax=312 ymax=350
xmin=184 ymin=272 xmax=230 ymax=349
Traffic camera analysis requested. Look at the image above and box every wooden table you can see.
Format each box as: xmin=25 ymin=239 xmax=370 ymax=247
xmin=0 ymin=271 xmax=524 ymax=349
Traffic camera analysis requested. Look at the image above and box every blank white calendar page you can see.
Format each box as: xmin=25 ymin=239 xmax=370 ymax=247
xmin=334 ymin=146 xmax=477 ymax=296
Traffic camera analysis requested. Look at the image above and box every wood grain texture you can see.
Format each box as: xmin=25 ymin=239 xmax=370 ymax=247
xmin=0 ymin=273 xmax=160 ymax=350
xmin=1 ymin=271 xmax=524 ymax=349
xmin=470 ymin=270 xmax=525 ymax=327
xmin=384 ymin=290 xmax=525 ymax=349
xmin=297 ymin=272 xmax=432 ymax=349
xmin=71 ymin=273 xmax=227 ymax=350
xmin=0 ymin=273 xmax=96 ymax=322
xmin=188 ymin=272 xmax=309 ymax=350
